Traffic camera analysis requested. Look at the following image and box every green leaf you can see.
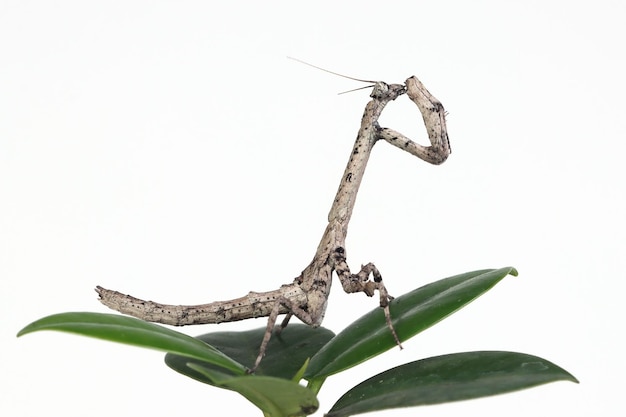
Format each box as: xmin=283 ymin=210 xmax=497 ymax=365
xmin=305 ymin=267 xmax=518 ymax=379
xmin=17 ymin=312 xmax=246 ymax=375
xmin=165 ymin=324 xmax=334 ymax=384
xmin=190 ymin=363 xmax=319 ymax=417
xmin=326 ymin=351 xmax=578 ymax=417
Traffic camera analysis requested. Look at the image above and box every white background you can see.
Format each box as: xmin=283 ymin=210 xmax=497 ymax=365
xmin=2 ymin=1 xmax=624 ymax=416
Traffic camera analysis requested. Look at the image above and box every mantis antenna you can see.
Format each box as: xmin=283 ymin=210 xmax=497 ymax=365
xmin=286 ymin=56 xmax=377 ymax=93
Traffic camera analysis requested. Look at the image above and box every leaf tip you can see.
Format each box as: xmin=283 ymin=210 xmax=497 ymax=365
xmin=16 ymin=323 xmax=36 ymax=338
xmin=563 ymin=371 xmax=580 ymax=384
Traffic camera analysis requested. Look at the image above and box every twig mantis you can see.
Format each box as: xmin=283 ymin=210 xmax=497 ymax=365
xmin=96 ymin=68 xmax=450 ymax=372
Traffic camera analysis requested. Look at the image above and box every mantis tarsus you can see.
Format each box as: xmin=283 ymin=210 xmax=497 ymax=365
xmin=96 ymin=74 xmax=450 ymax=372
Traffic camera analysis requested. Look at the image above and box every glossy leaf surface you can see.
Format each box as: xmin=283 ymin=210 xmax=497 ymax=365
xmin=305 ymin=267 xmax=518 ymax=379
xmin=165 ymin=324 xmax=335 ymax=383
xmin=326 ymin=351 xmax=578 ymax=417
xmin=18 ymin=312 xmax=246 ymax=374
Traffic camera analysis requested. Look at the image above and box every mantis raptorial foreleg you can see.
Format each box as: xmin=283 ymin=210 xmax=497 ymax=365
xmin=379 ymin=76 xmax=450 ymax=165
xmin=96 ymin=73 xmax=450 ymax=372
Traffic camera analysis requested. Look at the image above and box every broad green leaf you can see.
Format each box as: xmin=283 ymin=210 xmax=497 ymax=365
xmin=165 ymin=324 xmax=334 ymax=384
xmin=18 ymin=312 xmax=246 ymax=375
xmin=305 ymin=267 xmax=518 ymax=379
xmin=189 ymin=363 xmax=319 ymax=417
xmin=326 ymin=351 xmax=578 ymax=417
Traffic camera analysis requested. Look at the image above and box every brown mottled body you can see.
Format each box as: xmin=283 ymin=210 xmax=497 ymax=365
xmin=96 ymin=75 xmax=450 ymax=371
